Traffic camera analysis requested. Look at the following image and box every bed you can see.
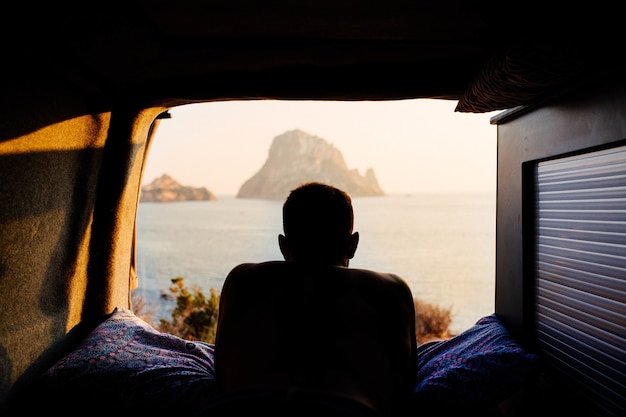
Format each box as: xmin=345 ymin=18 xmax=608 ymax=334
xmin=32 ymin=308 xmax=536 ymax=416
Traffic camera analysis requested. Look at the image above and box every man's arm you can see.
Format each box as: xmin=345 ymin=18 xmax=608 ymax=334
xmin=214 ymin=263 xmax=255 ymax=386
xmin=387 ymin=274 xmax=419 ymax=412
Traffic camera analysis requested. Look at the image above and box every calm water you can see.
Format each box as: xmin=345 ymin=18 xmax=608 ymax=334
xmin=134 ymin=193 xmax=496 ymax=333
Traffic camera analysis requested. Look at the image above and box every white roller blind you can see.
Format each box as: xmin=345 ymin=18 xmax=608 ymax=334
xmin=536 ymin=144 xmax=626 ymax=417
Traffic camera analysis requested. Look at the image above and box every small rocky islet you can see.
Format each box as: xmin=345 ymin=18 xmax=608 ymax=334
xmin=142 ymin=129 xmax=384 ymax=202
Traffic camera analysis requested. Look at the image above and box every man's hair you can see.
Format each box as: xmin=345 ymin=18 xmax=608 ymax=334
xmin=282 ymin=182 xmax=354 ymax=262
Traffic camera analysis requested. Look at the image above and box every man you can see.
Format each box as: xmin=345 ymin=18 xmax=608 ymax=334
xmin=211 ymin=182 xmax=417 ymax=417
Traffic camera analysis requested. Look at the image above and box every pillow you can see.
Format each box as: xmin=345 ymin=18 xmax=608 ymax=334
xmin=411 ymin=313 xmax=537 ymax=416
xmin=41 ymin=307 xmax=218 ymax=413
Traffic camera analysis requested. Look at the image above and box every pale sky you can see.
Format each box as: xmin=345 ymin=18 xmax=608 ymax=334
xmin=143 ymin=99 xmax=501 ymax=196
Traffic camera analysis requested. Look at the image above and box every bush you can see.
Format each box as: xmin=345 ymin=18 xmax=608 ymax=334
xmin=133 ymin=277 xmax=220 ymax=343
xmin=130 ymin=289 xmax=159 ymax=328
xmin=414 ymin=298 xmax=454 ymax=343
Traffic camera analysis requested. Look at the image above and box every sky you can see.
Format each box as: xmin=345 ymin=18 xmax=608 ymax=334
xmin=143 ymin=99 xmax=501 ymax=196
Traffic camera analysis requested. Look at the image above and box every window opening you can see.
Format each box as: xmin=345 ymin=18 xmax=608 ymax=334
xmin=133 ymin=99 xmax=499 ymax=338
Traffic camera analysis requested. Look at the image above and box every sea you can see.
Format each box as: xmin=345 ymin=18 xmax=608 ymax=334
xmin=134 ymin=192 xmax=496 ymax=334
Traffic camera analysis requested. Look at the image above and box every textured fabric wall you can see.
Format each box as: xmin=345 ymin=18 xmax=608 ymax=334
xmin=0 ymin=81 xmax=163 ymax=409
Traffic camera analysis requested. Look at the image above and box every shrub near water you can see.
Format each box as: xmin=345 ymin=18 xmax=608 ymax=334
xmin=414 ymin=298 xmax=454 ymax=343
xmin=133 ymin=277 xmax=219 ymax=342
xmin=132 ymin=277 xmax=453 ymax=344
xmin=159 ymin=277 xmax=220 ymax=342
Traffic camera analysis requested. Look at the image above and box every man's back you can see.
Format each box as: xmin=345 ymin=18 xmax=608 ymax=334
xmin=214 ymin=260 xmax=417 ymax=416
xmin=208 ymin=182 xmax=417 ymax=417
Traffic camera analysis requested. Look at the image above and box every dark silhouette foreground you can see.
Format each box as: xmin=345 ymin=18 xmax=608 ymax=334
xmin=207 ymin=182 xmax=418 ymax=416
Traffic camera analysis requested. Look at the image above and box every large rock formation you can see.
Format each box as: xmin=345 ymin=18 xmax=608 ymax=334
xmin=237 ymin=129 xmax=384 ymax=200
xmin=140 ymin=174 xmax=217 ymax=202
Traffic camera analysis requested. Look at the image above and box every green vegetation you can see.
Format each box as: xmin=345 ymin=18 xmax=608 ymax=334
xmin=159 ymin=277 xmax=220 ymax=342
xmin=133 ymin=277 xmax=454 ymax=344
xmin=133 ymin=277 xmax=219 ymax=342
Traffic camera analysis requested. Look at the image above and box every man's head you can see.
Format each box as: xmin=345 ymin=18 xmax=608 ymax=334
xmin=279 ymin=182 xmax=359 ymax=266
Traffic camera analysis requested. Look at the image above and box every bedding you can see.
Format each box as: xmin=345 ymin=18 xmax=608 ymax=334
xmin=40 ymin=308 xmax=535 ymax=415
xmin=410 ymin=314 xmax=537 ymax=416
xmin=40 ymin=307 xmax=218 ymax=413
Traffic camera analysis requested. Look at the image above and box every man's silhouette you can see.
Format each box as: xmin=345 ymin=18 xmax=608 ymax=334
xmin=211 ymin=182 xmax=417 ymax=416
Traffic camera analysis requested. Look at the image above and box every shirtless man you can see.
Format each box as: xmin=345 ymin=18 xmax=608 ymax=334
xmin=211 ymin=182 xmax=417 ymax=417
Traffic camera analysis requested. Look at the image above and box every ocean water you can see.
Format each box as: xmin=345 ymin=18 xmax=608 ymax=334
xmin=134 ymin=193 xmax=496 ymax=334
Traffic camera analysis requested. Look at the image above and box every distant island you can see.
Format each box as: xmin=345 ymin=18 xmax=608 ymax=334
xmin=140 ymin=174 xmax=217 ymax=202
xmin=237 ymin=129 xmax=385 ymax=200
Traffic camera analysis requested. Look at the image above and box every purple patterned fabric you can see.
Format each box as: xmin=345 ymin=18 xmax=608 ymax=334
xmin=43 ymin=307 xmax=218 ymax=411
xmin=411 ymin=314 xmax=536 ymax=414
xmin=41 ymin=309 xmax=534 ymax=414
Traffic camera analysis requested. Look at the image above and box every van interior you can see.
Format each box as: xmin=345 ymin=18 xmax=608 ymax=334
xmin=1 ymin=2 xmax=624 ymax=416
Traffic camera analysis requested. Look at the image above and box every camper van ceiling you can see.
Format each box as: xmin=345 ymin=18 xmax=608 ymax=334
xmin=3 ymin=1 xmax=622 ymax=113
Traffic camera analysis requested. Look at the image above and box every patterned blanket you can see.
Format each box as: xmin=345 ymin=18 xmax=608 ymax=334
xmin=42 ymin=308 xmax=535 ymax=416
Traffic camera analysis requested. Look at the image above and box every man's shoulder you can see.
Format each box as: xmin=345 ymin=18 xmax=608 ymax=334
xmin=226 ymin=262 xmax=410 ymax=294
xmin=231 ymin=260 xmax=287 ymax=270
xmin=226 ymin=260 xmax=286 ymax=277
xmin=345 ymin=267 xmax=413 ymax=297
xmin=348 ymin=267 xmax=406 ymax=283
xmin=222 ymin=261 xmax=289 ymax=296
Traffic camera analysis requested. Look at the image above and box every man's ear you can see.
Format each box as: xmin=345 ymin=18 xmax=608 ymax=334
xmin=278 ymin=234 xmax=291 ymax=261
xmin=347 ymin=232 xmax=359 ymax=259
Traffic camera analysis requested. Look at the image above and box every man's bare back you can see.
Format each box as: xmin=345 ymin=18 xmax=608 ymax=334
xmin=210 ymin=183 xmax=417 ymax=416
xmin=214 ymin=261 xmax=416 ymax=415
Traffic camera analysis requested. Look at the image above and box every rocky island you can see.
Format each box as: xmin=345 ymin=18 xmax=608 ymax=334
xmin=140 ymin=174 xmax=216 ymax=202
xmin=237 ymin=129 xmax=384 ymax=200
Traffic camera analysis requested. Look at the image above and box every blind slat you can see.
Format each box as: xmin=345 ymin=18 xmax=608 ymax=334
xmin=535 ymin=144 xmax=626 ymax=417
